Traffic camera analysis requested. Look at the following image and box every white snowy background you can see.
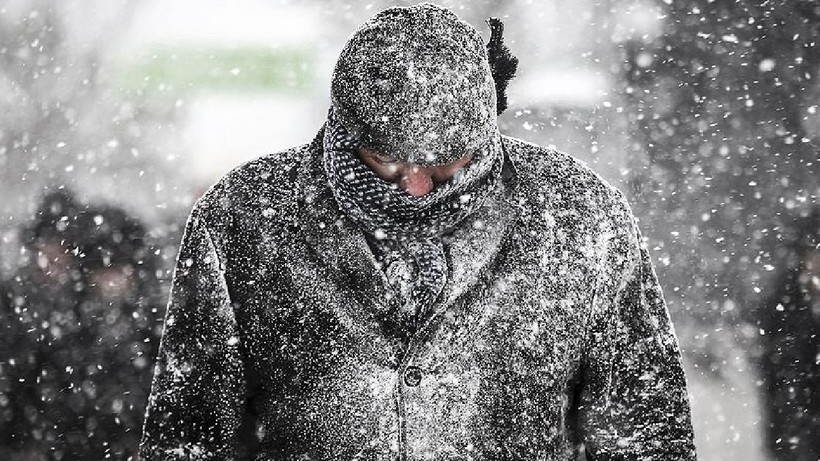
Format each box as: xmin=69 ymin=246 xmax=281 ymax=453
xmin=2 ymin=0 xmax=818 ymax=459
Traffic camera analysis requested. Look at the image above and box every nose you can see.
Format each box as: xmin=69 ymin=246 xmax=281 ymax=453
xmin=399 ymin=167 xmax=434 ymax=196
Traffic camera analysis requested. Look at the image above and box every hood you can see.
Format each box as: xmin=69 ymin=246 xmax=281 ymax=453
xmin=330 ymin=3 xmax=498 ymax=166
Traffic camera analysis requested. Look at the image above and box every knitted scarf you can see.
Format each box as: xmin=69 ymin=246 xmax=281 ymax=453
xmin=322 ymin=107 xmax=504 ymax=334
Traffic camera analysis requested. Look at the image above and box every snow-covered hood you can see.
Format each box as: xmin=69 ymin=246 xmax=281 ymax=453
xmin=329 ymin=3 xmax=498 ymax=166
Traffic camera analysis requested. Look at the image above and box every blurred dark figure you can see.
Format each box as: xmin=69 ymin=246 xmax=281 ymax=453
xmin=0 ymin=189 xmax=86 ymax=460
xmin=759 ymin=209 xmax=820 ymax=461
xmin=0 ymin=189 xmax=164 ymax=460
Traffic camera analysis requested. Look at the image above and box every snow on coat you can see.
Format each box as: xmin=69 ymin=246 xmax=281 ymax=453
xmin=138 ymin=130 xmax=697 ymax=460
xmin=140 ymin=3 xmax=696 ymax=460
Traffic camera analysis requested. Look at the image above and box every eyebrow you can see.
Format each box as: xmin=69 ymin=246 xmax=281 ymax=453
xmin=359 ymin=147 xmax=394 ymax=160
xmin=362 ymin=148 xmax=474 ymax=167
xmin=372 ymin=152 xmax=397 ymax=161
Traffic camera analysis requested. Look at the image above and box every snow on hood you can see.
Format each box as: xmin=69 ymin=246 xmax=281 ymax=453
xmin=329 ymin=3 xmax=498 ymax=166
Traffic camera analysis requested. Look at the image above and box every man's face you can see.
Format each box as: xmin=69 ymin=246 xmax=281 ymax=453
xmin=90 ymin=264 xmax=135 ymax=302
xmin=34 ymin=239 xmax=76 ymax=283
xmin=356 ymin=147 xmax=474 ymax=196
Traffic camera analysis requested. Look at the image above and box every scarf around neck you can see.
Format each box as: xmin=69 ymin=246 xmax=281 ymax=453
xmin=322 ymin=107 xmax=505 ymax=335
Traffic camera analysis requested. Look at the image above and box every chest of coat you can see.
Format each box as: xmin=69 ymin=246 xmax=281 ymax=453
xmin=230 ymin=219 xmax=598 ymax=459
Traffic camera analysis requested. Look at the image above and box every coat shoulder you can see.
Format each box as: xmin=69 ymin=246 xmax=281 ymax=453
xmin=191 ymin=144 xmax=310 ymax=233
xmin=502 ymin=135 xmax=633 ymax=225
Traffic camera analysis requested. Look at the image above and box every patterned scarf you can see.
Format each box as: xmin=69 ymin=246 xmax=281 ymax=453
xmin=322 ymin=108 xmax=504 ymax=333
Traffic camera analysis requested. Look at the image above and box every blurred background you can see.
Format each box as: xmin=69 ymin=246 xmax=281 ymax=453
xmin=0 ymin=0 xmax=817 ymax=459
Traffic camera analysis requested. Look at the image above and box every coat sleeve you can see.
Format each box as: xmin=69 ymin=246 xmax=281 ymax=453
xmin=139 ymin=206 xmax=246 ymax=460
xmin=578 ymin=192 xmax=697 ymax=460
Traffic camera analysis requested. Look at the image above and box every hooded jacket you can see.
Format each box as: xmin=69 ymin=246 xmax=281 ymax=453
xmin=139 ymin=4 xmax=697 ymax=460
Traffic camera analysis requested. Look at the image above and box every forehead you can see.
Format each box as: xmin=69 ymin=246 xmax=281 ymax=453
xmin=360 ymin=146 xmax=473 ymax=167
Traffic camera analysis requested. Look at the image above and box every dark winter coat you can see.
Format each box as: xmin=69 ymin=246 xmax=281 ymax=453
xmin=139 ymin=129 xmax=697 ymax=460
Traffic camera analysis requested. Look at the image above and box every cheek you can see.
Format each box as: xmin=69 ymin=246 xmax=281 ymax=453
xmin=370 ymin=162 xmax=401 ymax=181
xmin=431 ymin=165 xmax=461 ymax=183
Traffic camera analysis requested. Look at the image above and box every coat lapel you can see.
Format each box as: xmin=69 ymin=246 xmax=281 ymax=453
xmin=295 ymin=140 xmax=400 ymax=319
xmin=434 ymin=164 xmax=519 ymax=312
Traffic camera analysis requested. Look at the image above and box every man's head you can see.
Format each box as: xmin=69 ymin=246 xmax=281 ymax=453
xmin=330 ymin=3 xmax=499 ymax=170
xmin=77 ymin=205 xmax=148 ymax=302
xmin=24 ymin=189 xmax=83 ymax=283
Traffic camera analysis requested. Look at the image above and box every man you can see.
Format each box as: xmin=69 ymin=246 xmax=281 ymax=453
xmin=0 ymin=190 xmax=86 ymax=460
xmin=1 ymin=191 xmax=162 ymax=460
xmin=140 ymin=4 xmax=697 ymax=460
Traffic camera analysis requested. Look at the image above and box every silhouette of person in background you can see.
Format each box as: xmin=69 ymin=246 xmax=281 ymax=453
xmin=1 ymin=189 xmax=86 ymax=460
xmin=0 ymin=189 xmax=164 ymax=461
xmin=759 ymin=209 xmax=820 ymax=461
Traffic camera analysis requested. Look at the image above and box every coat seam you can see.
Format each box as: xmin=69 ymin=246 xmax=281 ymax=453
xmin=580 ymin=198 xmax=640 ymax=401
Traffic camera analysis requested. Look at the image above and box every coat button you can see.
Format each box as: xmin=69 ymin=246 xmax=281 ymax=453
xmin=403 ymin=366 xmax=422 ymax=387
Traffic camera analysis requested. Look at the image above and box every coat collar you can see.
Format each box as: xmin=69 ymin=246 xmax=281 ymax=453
xmin=294 ymin=127 xmax=522 ymax=341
